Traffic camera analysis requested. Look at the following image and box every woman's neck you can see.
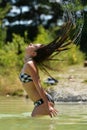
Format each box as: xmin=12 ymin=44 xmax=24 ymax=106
xmin=24 ymin=55 xmax=33 ymax=63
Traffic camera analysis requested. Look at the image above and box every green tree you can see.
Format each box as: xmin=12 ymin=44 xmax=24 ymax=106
xmin=79 ymin=0 xmax=87 ymax=57
xmin=3 ymin=0 xmax=63 ymax=41
xmin=0 ymin=0 xmax=11 ymax=47
xmin=80 ymin=9 xmax=87 ymax=57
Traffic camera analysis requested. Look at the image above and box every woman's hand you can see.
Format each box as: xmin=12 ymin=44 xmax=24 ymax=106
xmin=48 ymin=103 xmax=58 ymax=117
xmin=31 ymin=101 xmax=58 ymax=117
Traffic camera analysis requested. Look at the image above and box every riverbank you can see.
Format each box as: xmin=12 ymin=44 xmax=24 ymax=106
xmin=48 ymin=65 xmax=87 ymax=102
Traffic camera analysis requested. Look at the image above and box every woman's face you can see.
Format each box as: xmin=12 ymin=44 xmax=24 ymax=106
xmin=25 ymin=43 xmax=43 ymax=57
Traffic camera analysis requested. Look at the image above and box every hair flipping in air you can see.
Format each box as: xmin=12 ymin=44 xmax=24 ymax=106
xmin=33 ymin=16 xmax=82 ymax=76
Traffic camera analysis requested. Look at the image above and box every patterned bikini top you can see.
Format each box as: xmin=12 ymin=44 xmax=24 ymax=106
xmin=19 ymin=73 xmax=33 ymax=83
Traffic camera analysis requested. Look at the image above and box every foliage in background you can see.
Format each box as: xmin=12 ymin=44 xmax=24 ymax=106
xmin=34 ymin=25 xmax=54 ymax=44
xmin=0 ymin=1 xmax=11 ymax=48
xmin=0 ymin=25 xmax=85 ymax=69
xmin=1 ymin=23 xmax=84 ymax=76
xmin=62 ymin=44 xmax=85 ymax=65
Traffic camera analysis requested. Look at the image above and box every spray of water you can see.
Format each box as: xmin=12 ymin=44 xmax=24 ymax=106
xmin=61 ymin=0 xmax=84 ymax=45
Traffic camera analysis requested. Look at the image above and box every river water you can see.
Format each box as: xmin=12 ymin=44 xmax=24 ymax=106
xmin=0 ymin=96 xmax=87 ymax=130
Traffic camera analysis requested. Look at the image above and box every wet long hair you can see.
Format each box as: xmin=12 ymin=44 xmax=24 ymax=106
xmin=33 ymin=3 xmax=83 ymax=76
xmin=34 ymin=21 xmax=73 ymax=63
xmin=33 ymin=20 xmax=81 ymax=76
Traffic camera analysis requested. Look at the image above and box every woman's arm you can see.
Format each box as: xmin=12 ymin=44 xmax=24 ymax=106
xmin=27 ymin=62 xmax=49 ymax=105
xmin=26 ymin=61 xmax=57 ymax=117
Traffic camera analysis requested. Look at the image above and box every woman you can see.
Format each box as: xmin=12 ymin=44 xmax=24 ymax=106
xmin=19 ymin=44 xmax=57 ymax=117
xmin=19 ymin=21 xmax=78 ymax=117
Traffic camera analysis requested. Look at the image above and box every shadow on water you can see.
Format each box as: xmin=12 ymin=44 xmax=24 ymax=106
xmin=0 ymin=96 xmax=87 ymax=130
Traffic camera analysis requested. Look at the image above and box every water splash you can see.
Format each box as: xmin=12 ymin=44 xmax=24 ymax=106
xmin=61 ymin=0 xmax=84 ymax=45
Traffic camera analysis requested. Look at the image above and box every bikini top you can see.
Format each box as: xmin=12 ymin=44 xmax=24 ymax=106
xmin=19 ymin=73 xmax=33 ymax=83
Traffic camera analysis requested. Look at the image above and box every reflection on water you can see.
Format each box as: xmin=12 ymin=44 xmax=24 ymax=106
xmin=0 ymin=96 xmax=87 ymax=130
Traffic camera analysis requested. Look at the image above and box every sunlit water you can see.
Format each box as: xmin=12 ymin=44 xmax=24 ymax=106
xmin=0 ymin=96 xmax=87 ymax=130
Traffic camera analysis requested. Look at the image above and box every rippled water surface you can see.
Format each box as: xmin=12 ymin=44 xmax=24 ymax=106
xmin=0 ymin=96 xmax=87 ymax=130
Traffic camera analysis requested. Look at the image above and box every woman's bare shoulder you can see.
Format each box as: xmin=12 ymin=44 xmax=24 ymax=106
xmin=25 ymin=61 xmax=36 ymax=70
xmin=25 ymin=61 xmax=38 ymax=75
xmin=25 ymin=61 xmax=33 ymax=67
